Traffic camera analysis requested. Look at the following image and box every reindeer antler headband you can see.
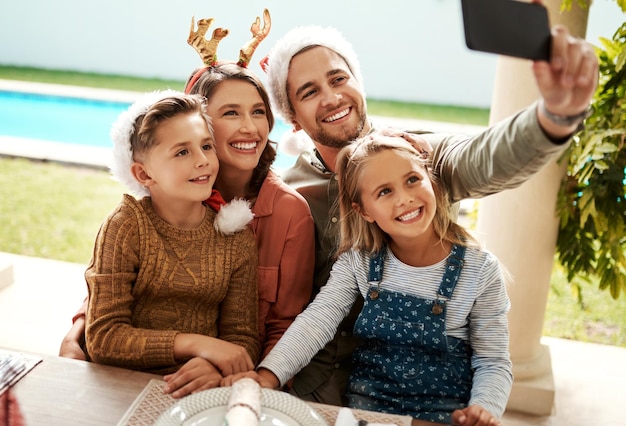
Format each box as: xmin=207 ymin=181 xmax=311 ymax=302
xmin=185 ymin=9 xmax=271 ymax=94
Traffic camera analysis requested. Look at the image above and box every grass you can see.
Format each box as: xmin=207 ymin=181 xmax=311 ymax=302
xmin=0 ymin=65 xmax=623 ymax=348
xmin=0 ymin=158 xmax=125 ymax=262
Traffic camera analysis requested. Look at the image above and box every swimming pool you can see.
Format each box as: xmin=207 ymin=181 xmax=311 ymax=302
xmin=0 ymin=88 xmax=297 ymax=170
xmin=0 ymin=90 xmax=129 ymax=148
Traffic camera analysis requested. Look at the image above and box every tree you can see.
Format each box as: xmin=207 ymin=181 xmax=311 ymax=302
xmin=556 ymin=0 xmax=626 ymax=299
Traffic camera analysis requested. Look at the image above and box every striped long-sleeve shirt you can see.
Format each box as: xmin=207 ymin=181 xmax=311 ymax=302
xmin=259 ymin=246 xmax=513 ymax=418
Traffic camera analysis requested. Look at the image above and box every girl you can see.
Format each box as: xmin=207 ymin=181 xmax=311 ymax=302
xmin=84 ymin=91 xmax=260 ymax=382
xmin=251 ymin=132 xmax=513 ymax=425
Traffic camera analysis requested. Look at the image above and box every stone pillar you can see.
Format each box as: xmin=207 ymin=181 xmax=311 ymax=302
xmin=475 ymin=0 xmax=590 ymax=416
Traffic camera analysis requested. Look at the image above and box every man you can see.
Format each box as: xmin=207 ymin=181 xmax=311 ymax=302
xmin=262 ymin=23 xmax=597 ymax=406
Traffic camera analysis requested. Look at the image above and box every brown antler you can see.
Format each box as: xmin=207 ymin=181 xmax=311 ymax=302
xmin=237 ymin=9 xmax=271 ymax=67
xmin=187 ymin=16 xmax=229 ymax=67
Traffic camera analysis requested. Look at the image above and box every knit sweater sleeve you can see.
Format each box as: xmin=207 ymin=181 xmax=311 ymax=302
xmin=85 ymin=196 xmax=178 ymax=370
xmin=218 ymin=227 xmax=261 ymax=364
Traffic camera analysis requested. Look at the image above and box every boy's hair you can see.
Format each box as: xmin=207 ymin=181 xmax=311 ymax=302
xmin=336 ymin=132 xmax=478 ymax=256
xmin=130 ymin=94 xmax=213 ymax=158
xmin=186 ymin=63 xmax=277 ymax=200
xmin=110 ymin=90 xmax=212 ymax=197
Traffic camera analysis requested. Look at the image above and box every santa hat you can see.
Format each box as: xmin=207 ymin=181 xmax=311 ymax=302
xmin=109 ymin=89 xmax=181 ymax=199
xmin=264 ymin=25 xmax=365 ymax=125
xmin=109 ymin=90 xmax=253 ymax=235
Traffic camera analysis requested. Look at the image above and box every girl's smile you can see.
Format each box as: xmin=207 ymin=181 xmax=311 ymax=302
xmin=357 ymin=149 xmax=437 ymax=243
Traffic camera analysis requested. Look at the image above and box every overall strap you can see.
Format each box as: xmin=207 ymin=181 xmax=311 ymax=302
xmin=368 ymin=247 xmax=386 ymax=282
xmin=437 ymin=244 xmax=466 ymax=299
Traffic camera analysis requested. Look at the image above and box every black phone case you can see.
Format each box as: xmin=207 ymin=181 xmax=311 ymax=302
xmin=461 ymin=0 xmax=551 ymax=61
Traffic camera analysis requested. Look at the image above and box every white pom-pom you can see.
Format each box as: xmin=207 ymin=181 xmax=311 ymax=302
xmin=215 ymin=198 xmax=254 ymax=235
xmin=279 ymin=129 xmax=314 ymax=157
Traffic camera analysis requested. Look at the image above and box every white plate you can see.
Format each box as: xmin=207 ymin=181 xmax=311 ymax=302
xmin=154 ymin=387 xmax=328 ymax=426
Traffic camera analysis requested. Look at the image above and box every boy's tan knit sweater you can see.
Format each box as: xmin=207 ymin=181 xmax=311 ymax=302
xmin=85 ymin=195 xmax=259 ymax=375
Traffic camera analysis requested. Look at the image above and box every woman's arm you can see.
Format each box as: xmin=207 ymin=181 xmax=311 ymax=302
xmin=261 ymin=189 xmax=315 ymax=359
xmin=58 ymin=299 xmax=88 ymax=360
xmin=217 ymin=229 xmax=262 ymax=364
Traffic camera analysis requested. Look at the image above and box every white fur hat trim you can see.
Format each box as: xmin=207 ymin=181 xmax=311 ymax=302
xmin=109 ymin=89 xmax=184 ymax=198
xmin=278 ymin=129 xmax=314 ymax=157
xmin=265 ymin=26 xmax=365 ymax=124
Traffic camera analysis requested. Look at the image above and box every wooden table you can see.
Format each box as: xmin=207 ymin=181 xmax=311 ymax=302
xmin=6 ymin=348 xmax=440 ymax=426
xmin=8 ymin=349 xmax=161 ymax=425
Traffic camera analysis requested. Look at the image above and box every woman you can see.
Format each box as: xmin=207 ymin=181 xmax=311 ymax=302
xmin=185 ymin=62 xmax=315 ymax=361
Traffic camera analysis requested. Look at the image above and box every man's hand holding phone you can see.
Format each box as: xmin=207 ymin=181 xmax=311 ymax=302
xmin=461 ymin=0 xmax=598 ymax=138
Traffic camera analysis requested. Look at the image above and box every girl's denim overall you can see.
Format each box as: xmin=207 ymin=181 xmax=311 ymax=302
xmin=346 ymin=245 xmax=473 ymax=423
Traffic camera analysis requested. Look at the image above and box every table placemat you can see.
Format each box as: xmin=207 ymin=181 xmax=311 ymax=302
xmin=118 ymin=379 xmax=173 ymax=426
xmin=118 ymin=379 xmax=412 ymax=425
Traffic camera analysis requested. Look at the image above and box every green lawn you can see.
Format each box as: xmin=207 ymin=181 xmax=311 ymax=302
xmin=0 ymin=66 xmax=623 ymax=348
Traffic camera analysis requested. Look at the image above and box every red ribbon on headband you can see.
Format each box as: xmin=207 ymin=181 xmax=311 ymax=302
xmin=259 ymin=55 xmax=270 ymax=73
xmin=185 ymin=67 xmax=210 ymax=94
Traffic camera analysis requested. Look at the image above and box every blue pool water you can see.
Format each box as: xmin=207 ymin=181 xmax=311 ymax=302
xmin=0 ymin=90 xmax=296 ymax=169
xmin=0 ymin=90 xmax=127 ymax=148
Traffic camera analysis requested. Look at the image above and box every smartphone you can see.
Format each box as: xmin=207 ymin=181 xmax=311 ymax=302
xmin=461 ymin=0 xmax=551 ymax=61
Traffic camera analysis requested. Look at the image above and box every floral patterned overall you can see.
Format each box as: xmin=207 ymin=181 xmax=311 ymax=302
xmin=347 ymin=245 xmax=473 ymax=423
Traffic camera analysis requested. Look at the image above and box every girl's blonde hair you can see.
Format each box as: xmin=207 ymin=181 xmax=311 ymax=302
xmin=336 ymin=132 xmax=478 ymax=257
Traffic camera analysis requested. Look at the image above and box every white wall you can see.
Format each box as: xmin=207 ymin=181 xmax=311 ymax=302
xmin=0 ymin=0 xmax=622 ymax=107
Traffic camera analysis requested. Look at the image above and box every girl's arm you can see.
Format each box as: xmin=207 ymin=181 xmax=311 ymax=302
xmin=467 ymin=252 xmax=514 ymax=420
xmin=257 ymin=252 xmax=361 ymax=387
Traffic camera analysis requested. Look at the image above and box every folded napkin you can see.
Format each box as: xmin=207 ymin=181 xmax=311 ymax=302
xmin=223 ymin=378 xmax=261 ymax=426
xmin=335 ymin=407 xmax=399 ymax=426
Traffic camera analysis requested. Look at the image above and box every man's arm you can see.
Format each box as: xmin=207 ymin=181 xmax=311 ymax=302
xmin=424 ymin=23 xmax=598 ymax=203
xmin=423 ymin=104 xmax=561 ymax=202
